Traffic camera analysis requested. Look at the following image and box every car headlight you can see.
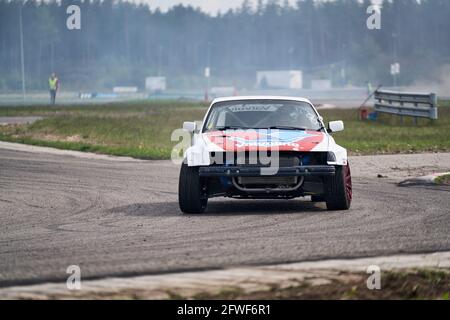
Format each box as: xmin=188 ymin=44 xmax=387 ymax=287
xmin=327 ymin=152 xmax=336 ymax=162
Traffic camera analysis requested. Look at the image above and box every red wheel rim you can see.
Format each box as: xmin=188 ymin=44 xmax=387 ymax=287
xmin=345 ymin=164 xmax=352 ymax=202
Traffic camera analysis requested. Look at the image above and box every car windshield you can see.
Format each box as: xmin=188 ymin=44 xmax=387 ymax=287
xmin=203 ymin=100 xmax=322 ymax=132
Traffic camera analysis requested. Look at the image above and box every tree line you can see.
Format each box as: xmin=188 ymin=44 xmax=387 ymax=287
xmin=0 ymin=0 xmax=449 ymax=91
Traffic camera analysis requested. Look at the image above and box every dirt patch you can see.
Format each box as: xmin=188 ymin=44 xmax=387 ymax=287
xmin=0 ymin=117 xmax=43 ymax=126
xmin=191 ymin=269 xmax=450 ymax=300
xmin=65 ymin=135 xmax=83 ymax=142
xmin=8 ymin=269 xmax=448 ymax=300
xmin=350 ymin=153 xmax=450 ymax=180
xmin=390 ymin=165 xmax=442 ymax=177
xmin=29 ymin=133 xmax=94 ymax=144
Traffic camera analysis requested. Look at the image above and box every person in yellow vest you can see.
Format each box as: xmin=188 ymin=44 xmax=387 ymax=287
xmin=48 ymin=73 xmax=59 ymax=105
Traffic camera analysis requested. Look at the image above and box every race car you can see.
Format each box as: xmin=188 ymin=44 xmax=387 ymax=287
xmin=178 ymin=96 xmax=352 ymax=213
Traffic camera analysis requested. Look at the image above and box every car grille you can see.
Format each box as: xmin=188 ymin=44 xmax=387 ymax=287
xmin=237 ymin=176 xmax=298 ymax=185
xmin=210 ymin=152 xmax=326 ymax=167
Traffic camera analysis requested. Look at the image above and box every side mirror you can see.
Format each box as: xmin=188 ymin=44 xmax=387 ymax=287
xmin=183 ymin=121 xmax=197 ymax=133
xmin=328 ymin=120 xmax=344 ymax=133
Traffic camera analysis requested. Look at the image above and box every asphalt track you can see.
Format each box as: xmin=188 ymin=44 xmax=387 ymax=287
xmin=0 ymin=146 xmax=449 ymax=287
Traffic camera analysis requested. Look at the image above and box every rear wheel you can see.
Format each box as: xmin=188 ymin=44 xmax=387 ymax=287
xmin=325 ymin=164 xmax=352 ymax=210
xmin=178 ymin=162 xmax=208 ymax=213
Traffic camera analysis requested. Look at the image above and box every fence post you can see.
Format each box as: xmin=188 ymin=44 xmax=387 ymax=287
xmin=430 ymin=93 xmax=438 ymax=120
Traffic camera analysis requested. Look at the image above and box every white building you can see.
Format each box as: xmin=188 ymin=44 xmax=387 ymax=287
xmin=256 ymin=70 xmax=303 ymax=89
xmin=145 ymin=77 xmax=166 ymax=91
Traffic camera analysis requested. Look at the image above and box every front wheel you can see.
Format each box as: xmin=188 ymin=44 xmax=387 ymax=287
xmin=178 ymin=162 xmax=208 ymax=213
xmin=324 ymin=164 xmax=352 ymax=210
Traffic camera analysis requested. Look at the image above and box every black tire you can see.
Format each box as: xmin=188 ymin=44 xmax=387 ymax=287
xmin=311 ymin=195 xmax=325 ymax=202
xmin=324 ymin=164 xmax=352 ymax=210
xmin=178 ymin=162 xmax=208 ymax=213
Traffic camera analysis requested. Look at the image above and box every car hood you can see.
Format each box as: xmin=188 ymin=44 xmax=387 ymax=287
xmin=202 ymin=129 xmax=329 ymax=152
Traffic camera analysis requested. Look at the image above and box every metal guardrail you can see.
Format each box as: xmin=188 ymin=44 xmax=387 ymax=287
xmin=374 ymin=90 xmax=438 ymax=121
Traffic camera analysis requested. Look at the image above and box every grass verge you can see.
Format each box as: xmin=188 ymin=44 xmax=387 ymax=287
xmin=435 ymin=173 xmax=450 ymax=185
xmin=30 ymin=268 xmax=450 ymax=300
xmin=0 ymin=100 xmax=449 ymax=159
xmin=188 ymin=269 xmax=450 ymax=300
xmin=0 ymin=101 xmax=207 ymax=159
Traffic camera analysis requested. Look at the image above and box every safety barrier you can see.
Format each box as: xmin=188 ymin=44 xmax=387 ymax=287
xmin=374 ymin=90 xmax=438 ymax=121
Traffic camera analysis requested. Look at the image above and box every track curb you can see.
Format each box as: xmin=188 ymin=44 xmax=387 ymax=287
xmin=1 ymin=252 xmax=449 ymax=300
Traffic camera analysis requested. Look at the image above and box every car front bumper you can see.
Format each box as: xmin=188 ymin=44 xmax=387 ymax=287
xmin=198 ymin=165 xmax=335 ymax=177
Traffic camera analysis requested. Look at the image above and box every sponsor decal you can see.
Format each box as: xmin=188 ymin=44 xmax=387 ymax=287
xmin=205 ymin=129 xmax=324 ymax=152
xmin=228 ymin=104 xmax=279 ymax=112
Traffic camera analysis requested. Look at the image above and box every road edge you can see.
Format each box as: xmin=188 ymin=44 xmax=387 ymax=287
xmin=0 ymin=141 xmax=144 ymax=162
xmin=1 ymin=251 xmax=449 ymax=300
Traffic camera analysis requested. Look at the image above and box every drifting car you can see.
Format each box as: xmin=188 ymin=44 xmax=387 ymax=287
xmin=178 ymin=96 xmax=352 ymax=213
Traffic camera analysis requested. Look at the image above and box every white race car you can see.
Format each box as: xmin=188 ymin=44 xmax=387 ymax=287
xmin=179 ymin=96 xmax=352 ymax=213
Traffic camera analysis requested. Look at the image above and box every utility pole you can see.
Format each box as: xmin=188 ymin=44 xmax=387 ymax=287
xmin=204 ymin=41 xmax=211 ymax=102
xmin=207 ymin=41 xmax=211 ymax=81
xmin=341 ymin=43 xmax=347 ymax=86
xmin=392 ymin=32 xmax=398 ymax=87
xmin=50 ymin=42 xmax=54 ymax=72
xmin=288 ymin=46 xmax=294 ymax=69
xmin=19 ymin=3 xmax=26 ymax=100
xmin=157 ymin=45 xmax=163 ymax=77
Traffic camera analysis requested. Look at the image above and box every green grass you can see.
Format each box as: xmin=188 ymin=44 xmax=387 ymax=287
xmin=163 ymin=269 xmax=450 ymax=300
xmin=321 ymin=107 xmax=450 ymax=155
xmin=0 ymin=100 xmax=204 ymax=117
xmin=0 ymin=101 xmax=207 ymax=159
xmin=0 ymin=100 xmax=449 ymax=159
xmin=435 ymin=173 xmax=450 ymax=185
xmin=438 ymin=99 xmax=450 ymax=108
